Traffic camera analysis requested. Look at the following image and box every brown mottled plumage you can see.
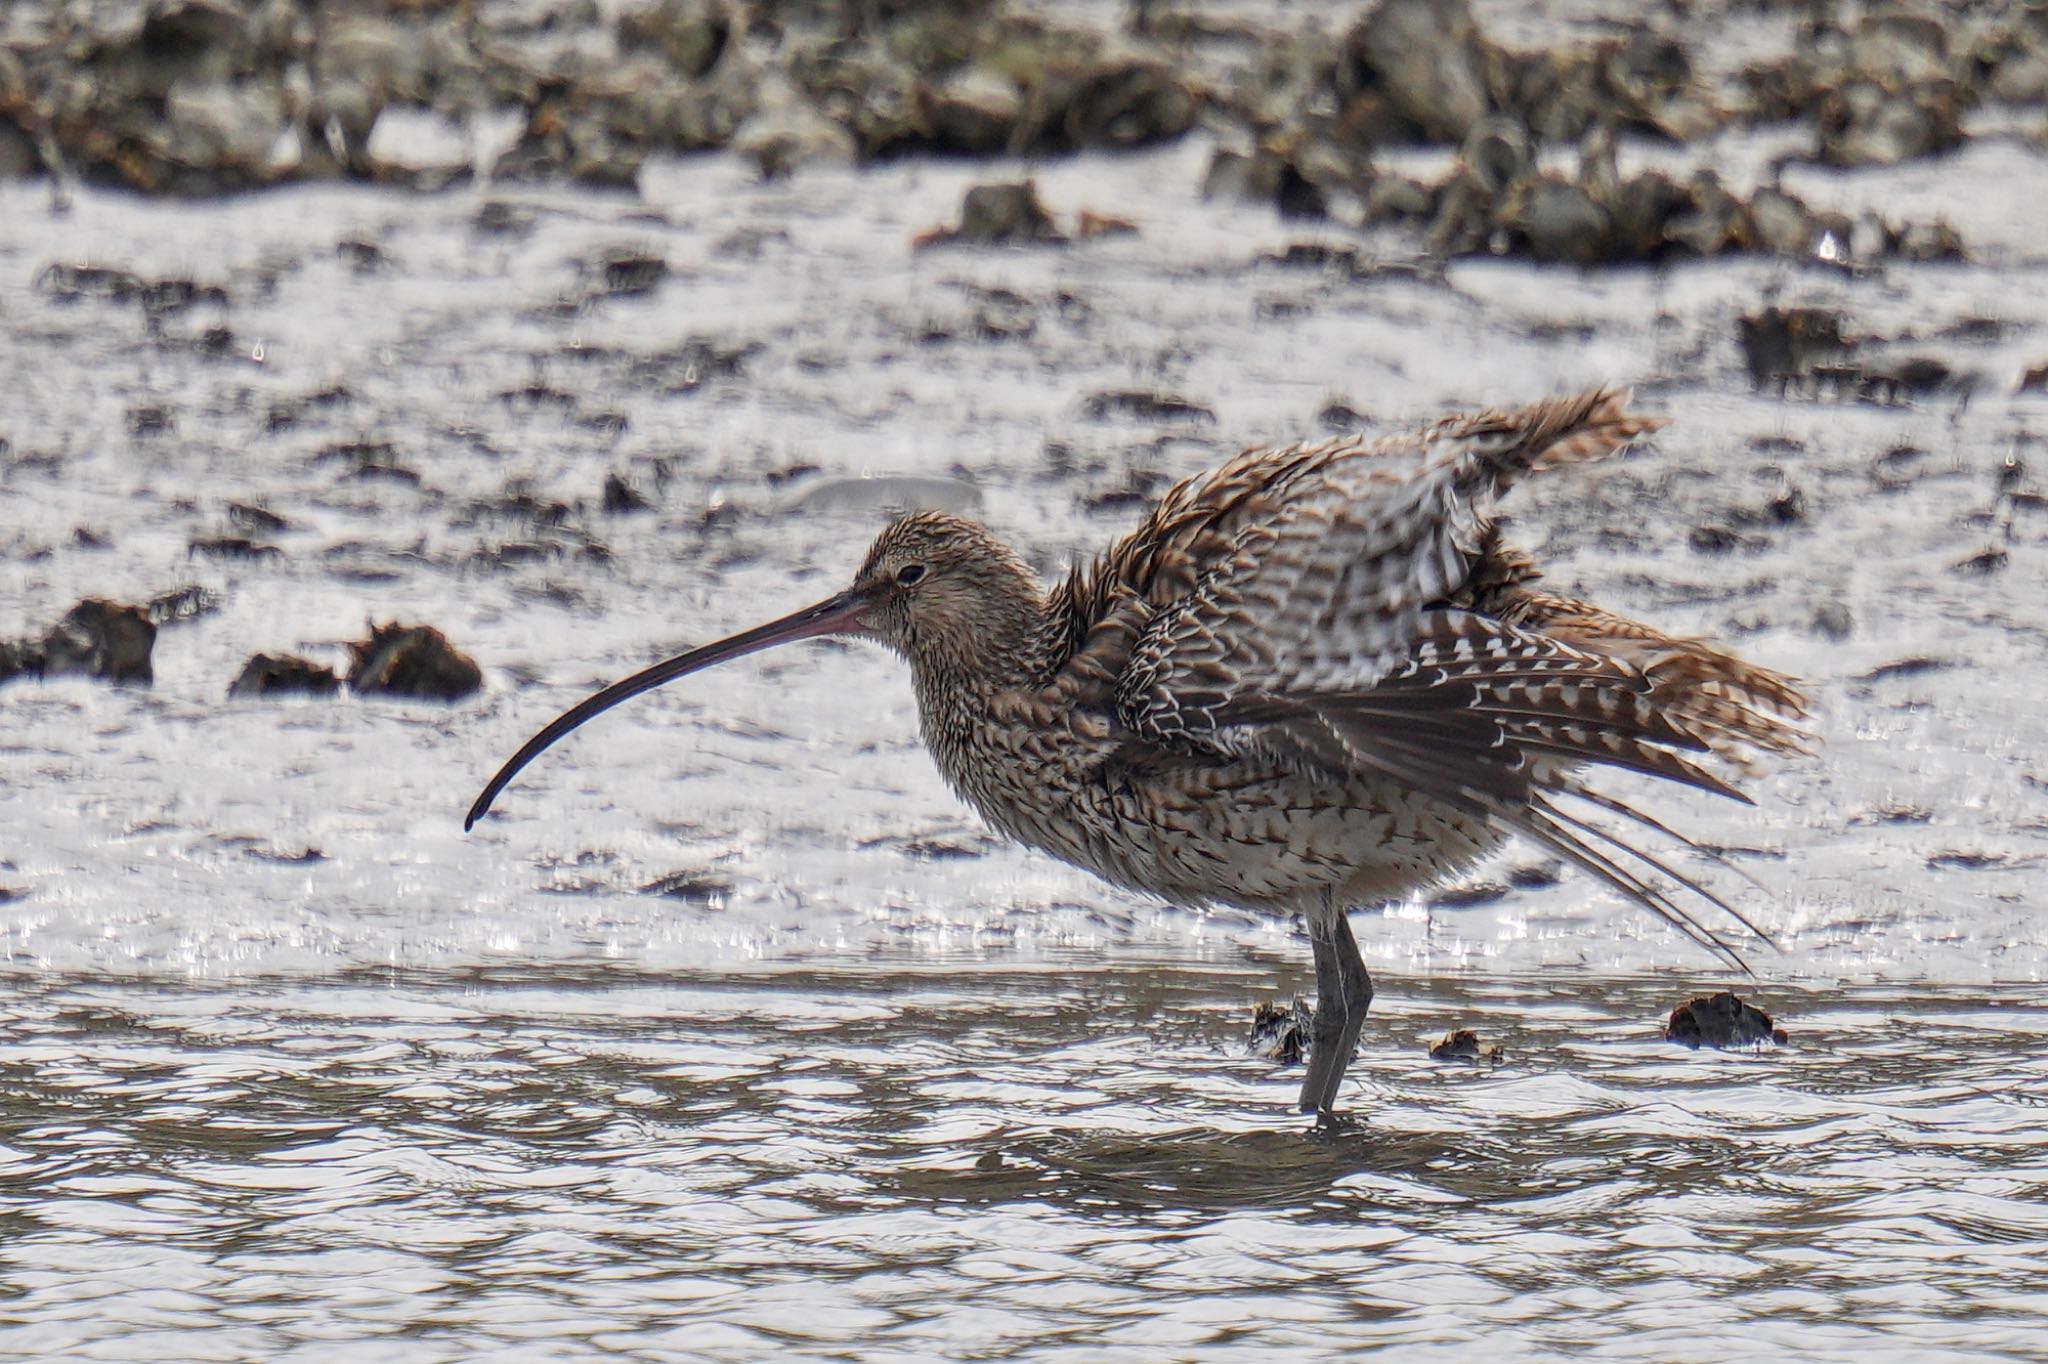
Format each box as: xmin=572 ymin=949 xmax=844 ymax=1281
xmin=468 ymin=387 xmax=1808 ymax=1122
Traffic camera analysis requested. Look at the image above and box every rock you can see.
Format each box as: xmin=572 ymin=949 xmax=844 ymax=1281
xmin=1335 ymin=0 xmax=1492 ymax=144
xmin=188 ymin=535 xmax=282 ymax=560
xmin=917 ymin=180 xmax=1063 ymax=248
xmin=602 ymin=472 xmax=653 ymax=514
xmin=731 ymin=88 xmax=857 ymax=177
xmin=1818 ymin=77 xmax=1964 ymax=168
xmin=164 ymin=79 xmax=290 ymax=182
xmin=0 ymin=639 xmax=44 ymax=685
xmin=1662 ymin=170 xmax=1751 ymax=256
xmin=618 ymin=0 xmax=736 ymax=80
xmin=1737 ymin=306 xmax=1847 ymax=392
xmin=1428 ymin=1028 xmax=1503 ymax=1063
xmin=597 ymin=249 xmax=667 ymax=297
xmin=227 ymin=502 xmax=290 ymax=535
xmin=1665 ymin=990 xmax=1787 ymax=1049
xmin=639 ymin=870 xmax=734 ymax=903
xmin=41 ymin=600 xmax=157 ymax=685
xmin=229 ymin=653 xmax=342 ymax=698
xmin=1060 ymin=55 xmax=1195 ymax=149
xmin=346 ymin=623 xmax=482 ymax=701
xmin=1748 ymin=186 xmax=1817 ymax=256
xmin=1202 ymin=141 xmax=1330 ymax=219
xmin=1952 ymin=546 xmax=2008 ymax=577
xmin=1811 ymin=600 xmax=1853 ymax=641
xmin=919 ymin=66 xmax=1023 ymax=155
xmin=1890 ymin=218 xmax=1966 ymax=263
xmin=1497 ymin=175 xmax=1612 ymax=265
xmin=1604 ymin=169 xmax=1691 ymax=260
xmin=1081 ymin=390 xmax=1215 ymax=423
xmin=1249 ymin=999 xmax=1312 ymax=1064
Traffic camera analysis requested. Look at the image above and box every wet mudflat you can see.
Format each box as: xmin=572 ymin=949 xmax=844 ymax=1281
xmin=1 ymin=971 xmax=2045 ymax=1362
xmin=3 ymin=1 xmax=2048 ymax=1354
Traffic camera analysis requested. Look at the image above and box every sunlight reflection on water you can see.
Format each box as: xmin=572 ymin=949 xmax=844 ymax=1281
xmin=1 ymin=971 xmax=2043 ymax=1360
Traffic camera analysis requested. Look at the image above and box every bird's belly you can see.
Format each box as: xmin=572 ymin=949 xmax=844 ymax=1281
xmin=960 ymin=749 xmax=1505 ymax=913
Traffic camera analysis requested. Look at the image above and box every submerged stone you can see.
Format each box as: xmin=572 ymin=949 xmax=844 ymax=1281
xmin=1665 ymin=991 xmax=1788 ymax=1049
xmin=1428 ymin=1028 xmax=1504 ymax=1063
xmin=1249 ymin=999 xmax=1313 ymax=1064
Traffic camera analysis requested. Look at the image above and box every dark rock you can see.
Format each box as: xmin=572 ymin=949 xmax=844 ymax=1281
xmin=1428 ymin=1028 xmax=1503 ymax=1063
xmin=337 ymin=237 xmax=384 ymax=272
xmin=229 ymin=653 xmax=342 ymax=699
xmin=1082 ymin=391 xmax=1215 ymax=423
xmin=920 ymin=67 xmax=1025 ymax=154
xmin=227 ymin=502 xmax=290 ymax=534
xmin=919 ymin=181 xmax=1063 ymax=249
xmin=127 ymin=405 xmax=175 ymax=437
xmin=1688 ymin=524 xmax=1749 ymax=554
xmin=1952 ymin=547 xmax=2008 ymax=577
xmin=188 ymin=535 xmax=282 ymax=561
xmin=474 ymin=201 xmax=537 ymax=237
xmin=1335 ymin=0 xmax=1492 ymax=144
xmin=618 ymin=0 xmax=735 ymax=80
xmin=1818 ymin=77 xmax=1963 ymax=168
xmin=1498 ymin=175 xmax=1612 ymax=266
xmin=1810 ymin=600 xmax=1853 ymax=641
xmin=1061 ymin=56 xmax=1195 ymax=149
xmin=1852 ymin=356 xmax=1961 ymax=405
xmin=1872 ymin=443 xmax=1928 ymax=490
xmin=1318 ymin=401 xmax=1368 ymax=432
xmin=599 ymin=250 xmax=668 ymax=297
xmin=640 ymin=870 xmax=734 ymax=904
xmin=1249 ymin=999 xmax=1313 ymax=1064
xmin=1202 ymin=143 xmax=1330 ymax=219
xmin=1665 ymin=991 xmax=1787 ymax=1049
xmin=1765 ymin=484 xmax=1808 ymax=525
xmin=602 ymin=473 xmax=654 ymax=514
xmin=1926 ymin=849 xmax=2009 ymax=870
xmin=346 ymin=624 xmax=482 ymax=701
xmin=1259 ymin=243 xmax=1378 ymax=282
xmin=41 ymin=601 xmax=156 ymax=685
xmin=0 ymin=638 xmax=44 ymax=685
xmin=1855 ymin=655 xmax=1946 ymax=683
xmin=1738 ymin=306 xmax=1847 ymax=392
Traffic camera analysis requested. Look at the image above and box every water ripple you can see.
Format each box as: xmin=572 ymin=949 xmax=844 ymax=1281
xmin=2 ymin=973 xmax=2042 ymax=1359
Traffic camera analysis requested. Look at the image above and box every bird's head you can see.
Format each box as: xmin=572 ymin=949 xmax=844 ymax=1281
xmin=846 ymin=510 xmax=1039 ymax=661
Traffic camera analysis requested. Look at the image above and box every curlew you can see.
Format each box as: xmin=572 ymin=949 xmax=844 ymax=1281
xmin=467 ymin=388 xmax=1807 ymax=1121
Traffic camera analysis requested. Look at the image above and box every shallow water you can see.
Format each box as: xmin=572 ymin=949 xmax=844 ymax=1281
xmin=2 ymin=971 xmax=2045 ymax=1361
xmin=3 ymin=41 xmax=2048 ymax=1360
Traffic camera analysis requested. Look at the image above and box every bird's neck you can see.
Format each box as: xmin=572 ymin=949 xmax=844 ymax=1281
xmin=903 ymin=571 xmax=1047 ymax=736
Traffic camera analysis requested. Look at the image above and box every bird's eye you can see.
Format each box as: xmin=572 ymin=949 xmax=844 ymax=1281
xmin=896 ymin=564 xmax=926 ymax=586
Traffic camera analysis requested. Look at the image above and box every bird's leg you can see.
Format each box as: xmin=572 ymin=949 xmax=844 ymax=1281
xmin=1298 ymin=894 xmax=1375 ymax=1121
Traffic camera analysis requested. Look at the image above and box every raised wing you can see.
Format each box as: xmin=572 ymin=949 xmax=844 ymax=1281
xmin=1100 ymin=386 xmax=1662 ymax=739
xmin=1044 ymin=387 xmax=1805 ymax=965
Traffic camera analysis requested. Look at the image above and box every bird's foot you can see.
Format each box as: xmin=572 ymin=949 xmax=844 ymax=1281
xmin=1310 ymin=1107 xmax=1364 ymax=1133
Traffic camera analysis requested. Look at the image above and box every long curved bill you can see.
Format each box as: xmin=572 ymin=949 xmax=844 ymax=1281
xmin=464 ymin=588 xmax=871 ymax=831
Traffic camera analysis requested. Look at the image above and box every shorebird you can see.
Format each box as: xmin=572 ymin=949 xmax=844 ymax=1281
xmin=467 ymin=388 xmax=1806 ymax=1120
